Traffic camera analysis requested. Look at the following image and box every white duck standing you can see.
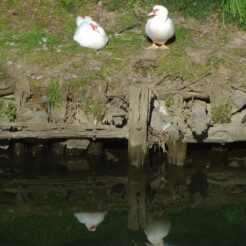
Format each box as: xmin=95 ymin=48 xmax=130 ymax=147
xmin=74 ymin=211 xmax=107 ymax=231
xmin=144 ymin=216 xmax=171 ymax=246
xmin=145 ymin=5 xmax=174 ymax=49
xmin=73 ymin=16 xmax=108 ymax=50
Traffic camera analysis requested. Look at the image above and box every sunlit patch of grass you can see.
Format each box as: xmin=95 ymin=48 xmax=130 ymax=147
xmin=174 ymin=25 xmax=191 ymax=46
xmin=0 ymin=99 xmax=16 ymax=121
xmin=104 ymin=0 xmax=133 ymax=12
xmin=211 ymin=101 xmax=232 ymax=124
xmin=68 ymin=78 xmax=87 ymax=91
xmin=107 ymin=32 xmax=145 ymax=57
xmin=141 ymin=0 xmax=220 ymax=20
xmin=156 ymin=25 xmax=198 ymax=80
xmin=48 ymin=77 xmax=61 ymax=108
xmin=221 ymin=0 xmax=246 ymax=25
xmin=206 ymin=55 xmax=224 ymax=72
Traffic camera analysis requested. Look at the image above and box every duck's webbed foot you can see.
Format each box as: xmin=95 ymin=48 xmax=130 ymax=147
xmin=146 ymin=42 xmax=159 ymax=49
xmin=159 ymin=44 xmax=169 ymax=49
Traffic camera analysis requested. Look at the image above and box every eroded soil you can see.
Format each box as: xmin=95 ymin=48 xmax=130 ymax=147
xmin=0 ymin=1 xmax=246 ymax=140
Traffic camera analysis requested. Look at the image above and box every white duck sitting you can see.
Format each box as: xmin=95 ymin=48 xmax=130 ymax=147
xmin=74 ymin=211 xmax=107 ymax=232
xmin=144 ymin=216 xmax=171 ymax=246
xmin=73 ymin=16 xmax=108 ymax=50
xmin=145 ymin=5 xmax=174 ymax=49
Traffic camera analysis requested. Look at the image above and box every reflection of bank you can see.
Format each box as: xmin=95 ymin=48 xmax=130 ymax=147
xmin=128 ymin=164 xmax=172 ymax=245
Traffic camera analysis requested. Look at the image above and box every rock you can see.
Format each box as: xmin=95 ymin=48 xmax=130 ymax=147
xmin=228 ymin=161 xmax=240 ymax=168
xmin=231 ymin=109 xmax=246 ymax=124
xmin=65 ymin=139 xmax=90 ymax=156
xmin=105 ymin=149 xmax=118 ymax=162
xmin=87 ymin=142 xmax=103 ymax=156
xmin=0 ymin=114 xmax=10 ymax=123
xmin=113 ymin=116 xmax=124 ymax=127
xmin=13 ymin=143 xmax=26 ymax=155
xmin=17 ymin=108 xmax=48 ymax=123
xmin=228 ymin=157 xmax=246 ymax=168
xmin=66 ymin=158 xmax=89 ymax=171
xmin=187 ymin=100 xmax=210 ymax=136
xmin=49 ymin=102 xmax=66 ymax=123
xmin=231 ymin=90 xmax=246 ymax=114
xmin=76 ymin=108 xmax=89 ymax=124
xmin=51 ymin=142 xmax=65 ymax=155
xmin=29 ymin=145 xmax=43 ymax=157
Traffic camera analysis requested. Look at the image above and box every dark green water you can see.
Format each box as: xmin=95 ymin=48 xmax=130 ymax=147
xmin=0 ymin=143 xmax=245 ymax=246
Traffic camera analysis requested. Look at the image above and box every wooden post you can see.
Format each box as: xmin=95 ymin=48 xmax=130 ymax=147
xmin=128 ymin=85 xmax=150 ymax=166
xmin=127 ymin=85 xmax=150 ymax=230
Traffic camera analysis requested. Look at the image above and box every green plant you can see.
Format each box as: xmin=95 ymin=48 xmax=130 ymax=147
xmin=211 ymin=101 xmax=232 ymax=123
xmin=164 ymin=96 xmax=175 ymax=107
xmin=0 ymin=100 xmax=16 ymax=121
xmin=48 ymin=78 xmax=61 ymax=108
xmin=104 ymin=0 xmax=131 ymax=12
xmin=81 ymin=96 xmax=103 ymax=120
xmin=221 ymin=0 xmax=246 ymax=24
xmin=206 ymin=55 xmax=224 ymax=71
xmin=68 ymin=78 xmax=87 ymax=91
xmin=5 ymin=102 xmax=16 ymax=120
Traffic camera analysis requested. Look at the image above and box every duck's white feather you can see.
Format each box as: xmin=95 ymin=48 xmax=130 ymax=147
xmin=76 ymin=16 xmax=92 ymax=27
xmin=145 ymin=5 xmax=174 ymax=44
xmin=73 ymin=17 xmax=108 ymax=49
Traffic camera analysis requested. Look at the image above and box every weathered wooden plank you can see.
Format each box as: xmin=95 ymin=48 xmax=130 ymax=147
xmin=0 ymin=123 xmax=128 ymax=139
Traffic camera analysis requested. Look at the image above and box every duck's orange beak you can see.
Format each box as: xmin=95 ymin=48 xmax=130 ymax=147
xmin=148 ymin=9 xmax=159 ymax=16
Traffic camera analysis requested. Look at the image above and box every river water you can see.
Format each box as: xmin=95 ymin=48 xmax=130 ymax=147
xmin=0 ymin=142 xmax=245 ymax=246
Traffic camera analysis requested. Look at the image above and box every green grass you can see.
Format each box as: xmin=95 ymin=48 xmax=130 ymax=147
xmin=48 ymin=78 xmax=61 ymax=108
xmin=0 ymin=99 xmax=16 ymax=121
xmin=211 ymin=101 xmax=232 ymax=124
xmin=221 ymin=0 xmax=246 ymax=24
xmin=164 ymin=96 xmax=175 ymax=107
xmin=206 ymin=55 xmax=225 ymax=72
xmin=156 ymin=25 xmax=201 ymax=80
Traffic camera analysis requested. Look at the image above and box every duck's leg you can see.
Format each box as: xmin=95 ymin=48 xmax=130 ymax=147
xmin=146 ymin=42 xmax=159 ymax=49
xmin=159 ymin=44 xmax=169 ymax=49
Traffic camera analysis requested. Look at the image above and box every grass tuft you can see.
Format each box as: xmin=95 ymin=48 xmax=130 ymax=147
xmin=211 ymin=101 xmax=232 ymax=124
xmin=48 ymin=78 xmax=61 ymax=108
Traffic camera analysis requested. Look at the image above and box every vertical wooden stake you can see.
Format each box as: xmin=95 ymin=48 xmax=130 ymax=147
xmin=128 ymin=85 xmax=150 ymax=166
xmin=127 ymin=85 xmax=150 ymax=230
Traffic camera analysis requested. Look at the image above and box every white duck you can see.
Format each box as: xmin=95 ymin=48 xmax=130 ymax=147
xmin=74 ymin=211 xmax=107 ymax=232
xmin=145 ymin=5 xmax=174 ymax=49
xmin=73 ymin=16 xmax=108 ymax=50
xmin=144 ymin=217 xmax=171 ymax=246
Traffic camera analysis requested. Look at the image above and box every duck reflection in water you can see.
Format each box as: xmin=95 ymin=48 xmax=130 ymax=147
xmin=74 ymin=211 xmax=107 ymax=232
xmin=144 ymin=214 xmax=171 ymax=246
